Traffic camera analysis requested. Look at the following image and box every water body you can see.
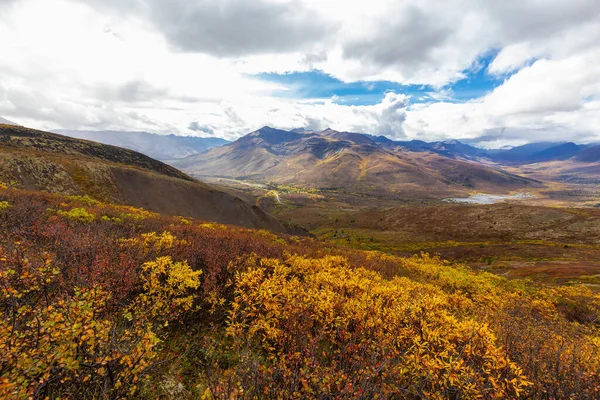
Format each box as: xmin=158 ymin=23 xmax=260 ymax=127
xmin=443 ymin=192 xmax=534 ymax=205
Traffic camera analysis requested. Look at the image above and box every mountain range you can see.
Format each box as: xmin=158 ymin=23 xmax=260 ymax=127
xmin=0 ymin=123 xmax=302 ymax=234
xmin=13 ymin=120 xmax=599 ymax=199
xmin=55 ymin=129 xmax=230 ymax=161
xmin=368 ymin=135 xmax=600 ymax=165
xmin=49 ymin=124 xmax=600 ymax=167
xmin=173 ymin=126 xmax=542 ymax=198
xmin=368 ymin=135 xmax=490 ymax=160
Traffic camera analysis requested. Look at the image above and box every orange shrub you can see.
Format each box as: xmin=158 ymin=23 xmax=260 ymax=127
xmin=205 ymin=255 xmax=529 ymax=399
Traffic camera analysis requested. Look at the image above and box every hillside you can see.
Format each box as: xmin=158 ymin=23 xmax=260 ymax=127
xmin=55 ymin=129 xmax=229 ymax=161
xmin=175 ymin=126 xmax=538 ymax=198
xmin=526 ymin=142 xmax=586 ymax=162
xmin=489 ymin=142 xmax=565 ymax=163
xmin=499 ymin=143 xmax=600 ymax=189
xmin=0 ymin=124 xmax=300 ymax=233
xmin=1 ymin=183 xmax=599 ymax=399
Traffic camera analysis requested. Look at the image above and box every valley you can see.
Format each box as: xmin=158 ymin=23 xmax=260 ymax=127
xmin=181 ymin=127 xmax=600 ymax=288
xmin=2 ymin=123 xmax=599 ymax=398
xmin=204 ymin=178 xmax=600 ymax=286
xmin=3 ymin=1 xmax=600 ymax=397
xmin=10 ymin=122 xmax=595 ymax=286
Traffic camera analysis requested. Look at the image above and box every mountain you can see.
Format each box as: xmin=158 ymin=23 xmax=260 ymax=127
xmin=54 ymin=129 xmax=229 ymax=161
xmin=492 ymin=142 xmax=589 ymax=164
xmin=526 ymin=142 xmax=587 ymax=162
xmin=573 ymin=144 xmax=600 ymax=163
xmin=0 ymin=116 xmax=19 ymax=126
xmin=485 ymin=141 xmax=596 ymax=165
xmin=174 ymin=126 xmax=538 ymax=198
xmin=0 ymin=123 xmax=301 ymax=234
xmin=489 ymin=142 xmax=567 ymax=163
xmin=369 ymin=136 xmax=489 ymax=160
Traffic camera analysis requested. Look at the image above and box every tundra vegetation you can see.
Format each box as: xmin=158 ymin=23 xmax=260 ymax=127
xmin=0 ymin=183 xmax=599 ymax=399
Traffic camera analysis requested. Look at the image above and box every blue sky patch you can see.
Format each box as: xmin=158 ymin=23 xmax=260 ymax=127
xmin=254 ymin=50 xmax=508 ymax=107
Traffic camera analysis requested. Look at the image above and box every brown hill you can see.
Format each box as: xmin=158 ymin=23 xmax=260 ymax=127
xmin=174 ymin=126 xmax=539 ymax=198
xmin=0 ymin=124 xmax=302 ymax=234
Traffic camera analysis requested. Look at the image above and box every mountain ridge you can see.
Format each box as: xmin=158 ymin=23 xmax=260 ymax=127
xmin=0 ymin=123 xmax=303 ymax=234
xmin=54 ymin=125 xmax=600 ymax=166
xmin=55 ymin=129 xmax=230 ymax=161
xmin=174 ymin=126 xmax=540 ymax=198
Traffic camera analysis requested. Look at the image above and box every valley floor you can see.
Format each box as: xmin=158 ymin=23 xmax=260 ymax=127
xmin=204 ymin=176 xmax=600 ymax=289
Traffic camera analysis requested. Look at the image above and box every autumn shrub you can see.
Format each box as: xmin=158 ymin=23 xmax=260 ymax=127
xmin=202 ymin=254 xmax=529 ymax=399
xmin=57 ymin=207 xmax=95 ymax=223
xmin=1 ymin=185 xmax=600 ymax=399
xmin=493 ymin=294 xmax=600 ymax=399
xmin=67 ymin=195 xmax=101 ymax=206
xmin=0 ymin=245 xmax=201 ymax=399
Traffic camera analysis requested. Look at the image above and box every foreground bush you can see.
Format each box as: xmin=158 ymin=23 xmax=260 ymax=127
xmin=0 ymin=247 xmax=200 ymax=399
xmin=211 ymin=255 xmax=529 ymax=398
xmin=0 ymin=185 xmax=599 ymax=399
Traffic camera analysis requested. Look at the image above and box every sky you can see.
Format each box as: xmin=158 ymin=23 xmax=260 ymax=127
xmin=0 ymin=0 xmax=599 ymax=147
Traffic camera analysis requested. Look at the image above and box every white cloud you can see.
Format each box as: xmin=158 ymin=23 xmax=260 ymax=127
xmin=0 ymin=0 xmax=599 ymax=144
xmin=405 ymin=49 xmax=600 ymax=145
xmin=172 ymin=92 xmax=409 ymax=140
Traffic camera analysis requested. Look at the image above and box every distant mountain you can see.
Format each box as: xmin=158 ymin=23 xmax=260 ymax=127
xmin=0 ymin=124 xmax=301 ymax=234
xmin=488 ymin=141 xmax=595 ymax=164
xmin=489 ymin=142 xmax=566 ymax=163
xmin=174 ymin=126 xmax=538 ymax=198
xmin=573 ymin=145 xmax=600 ymax=163
xmin=368 ymin=135 xmax=488 ymax=160
xmin=527 ymin=142 xmax=587 ymax=162
xmin=54 ymin=129 xmax=229 ymax=161
xmin=0 ymin=117 xmax=19 ymax=126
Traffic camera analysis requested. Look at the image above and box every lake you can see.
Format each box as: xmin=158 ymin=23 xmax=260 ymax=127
xmin=443 ymin=192 xmax=534 ymax=205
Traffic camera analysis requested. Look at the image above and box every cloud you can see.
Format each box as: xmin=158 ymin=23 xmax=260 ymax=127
xmin=85 ymin=0 xmax=329 ymax=57
xmin=188 ymin=121 xmax=215 ymax=135
xmin=0 ymin=0 xmax=599 ymax=145
xmin=197 ymin=92 xmax=410 ymax=140
xmin=404 ymin=50 xmax=600 ymax=145
xmin=375 ymin=93 xmax=409 ymax=137
xmin=334 ymin=2 xmax=480 ymax=85
xmin=96 ymin=80 xmax=169 ymax=103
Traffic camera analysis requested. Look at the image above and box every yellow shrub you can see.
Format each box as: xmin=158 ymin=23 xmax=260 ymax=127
xmin=0 ymin=252 xmax=201 ymax=399
xmin=117 ymin=205 xmax=159 ymax=221
xmin=130 ymin=256 xmax=202 ymax=322
xmin=175 ymin=216 xmax=192 ymax=225
xmin=57 ymin=207 xmax=95 ymax=223
xmin=67 ymin=194 xmax=101 ymax=206
xmin=220 ymin=255 xmax=529 ymax=398
xmin=120 ymin=231 xmax=189 ymax=252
